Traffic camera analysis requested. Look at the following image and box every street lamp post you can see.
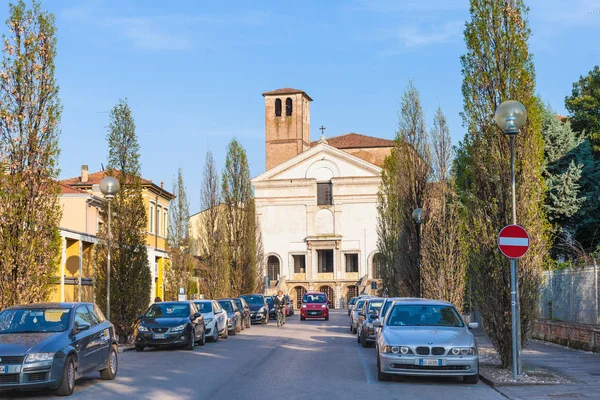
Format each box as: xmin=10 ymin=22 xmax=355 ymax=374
xmin=495 ymin=100 xmax=528 ymax=380
xmin=99 ymin=176 xmax=120 ymax=321
xmin=412 ymin=207 xmax=423 ymax=298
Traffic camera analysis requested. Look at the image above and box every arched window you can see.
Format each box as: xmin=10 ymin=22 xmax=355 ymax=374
xmin=285 ymin=97 xmax=293 ymax=116
xmin=372 ymin=253 xmax=383 ymax=279
xmin=275 ymin=99 xmax=282 ymax=117
xmin=267 ymin=255 xmax=280 ymax=281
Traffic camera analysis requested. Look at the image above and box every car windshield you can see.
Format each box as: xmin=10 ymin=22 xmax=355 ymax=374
xmin=349 ymin=297 xmax=357 ymax=305
xmin=195 ymin=302 xmax=212 ymax=314
xmin=0 ymin=308 xmax=71 ymax=333
xmin=355 ymin=299 xmax=366 ymax=311
xmin=381 ymin=301 xmax=394 ymax=319
xmin=303 ymin=294 xmax=326 ymax=303
xmin=266 ymin=298 xmax=274 ymax=306
xmin=240 ymin=295 xmax=264 ymax=306
xmin=386 ymin=304 xmax=464 ymax=327
xmin=367 ymin=300 xmax=383 ymax=314
xmin=145 ymin=303 xmax=189 ymax=318
xmin=219 ymin=301 xmax=234 ymax=313
xmin=233 ymin=299 xmax=243 ymax=310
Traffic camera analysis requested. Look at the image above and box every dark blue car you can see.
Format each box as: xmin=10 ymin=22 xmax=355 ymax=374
xmin=0 ymin=302 xmax=118 ymax=396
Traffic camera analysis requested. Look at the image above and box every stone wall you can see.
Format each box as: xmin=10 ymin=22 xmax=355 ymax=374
xmin=532 ymin=319 xmax=600 ymax=352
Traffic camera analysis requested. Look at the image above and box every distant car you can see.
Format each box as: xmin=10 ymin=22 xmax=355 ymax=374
xmin=300 ymin=292 xmax=329 ymax=321
xmin=284 ymin=295 xmax=294 ymax=317
xmin=240 ymin=294 xmax=269 ymax=324
xmin=218 ymin=299 xmax=242 ymax=335
xmin=233 ymin=298 xmax=251 ymax=330
xmin=135 ymin=301 xmax=205 ymax=352
xmin=194 ymin=300 xmax=228 ymax=342
xmin=266 ymin=297 xmax=276 ymax=321
xmin=350 ymin=298 xmax=368 ymax=333
xmin=348 ymin=297 xmax=357 ymax=316
xmin=356 ymin=298 xmax=384 ymax=347
xmin=375 ymin=299 xmax=479 ymax=383
xmin=0 ymin=302 xmax=118 ymax=396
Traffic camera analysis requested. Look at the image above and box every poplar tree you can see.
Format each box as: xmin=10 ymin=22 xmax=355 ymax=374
xmin=0 ymin=1 xmax=62 ymax=308
xmin=95 ymin=99 xmax=151 ymax=342
xmin=222 ymin=139 xmax=257 ymax=296
xmin=456 ymin=0 xmax=548 ymax=367
xmin=377 ymin=81 xmax=430 ymax=297
xmin=165 ymin=168 xmax=198 ymax=300
xmin=197 ymin=152 xmax=230 ymax=299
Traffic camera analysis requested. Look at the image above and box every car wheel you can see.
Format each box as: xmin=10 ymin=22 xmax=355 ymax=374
xmin=350 ymin=323 xmax=353 ymax=332
xmin=377 ymin=355 xmax=392 ymax=382
xmin=212 ymin=325 xmax=219 ymax=342
xmin=464 ymin=374 xmax=479 ymax=384
xmin=246 ymin=317 xmax=251 ymax=329
xmin=236 ymin=319 xmax=242 ymax=333
xmin=325 ymin=315 xmax=329 ymax=321
xmin=199 ymin=329 xmax=206 ymax=346
xmin=360 ymin=331 xmax=368 ymax=348
xmin=222 ymin=326 xmax=229 ymax=339
xmin=357 ymin=330 xmax=361 ymax=343
xmin=135 ymin=345 xmax=144 ymax=352
xmin=300 ymin=316 xmax=305 ymax=321
xmin=100 ymin=345 xmax=118 ymax=380
xmin=185 ymin=328 xmax=195 ymax=350
xmin=55 ymin=355 xmax=76 ymax=396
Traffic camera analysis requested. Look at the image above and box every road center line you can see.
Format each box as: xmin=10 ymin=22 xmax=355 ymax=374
xmin=356 ymin=342 xmax=378 ymax=385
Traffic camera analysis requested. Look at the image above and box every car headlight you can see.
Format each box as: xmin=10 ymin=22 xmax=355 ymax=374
xmin=170 ymin=324 xmax=187 ymax=333
xmin=302 ymin=305 xmax=307 ymax=309
xmin=258 ymin=307 xmax=266 ymax=314
xmin=25 ymin=353 xmax=54 ymax=363
xmin=321 ymin=304 xmax=327 ymax=309
xmin=382 ymin=346 xmax=413 ymax=355
xmin=204 ymin=318 xmax=213 ymax=324
xmin=450 ymin=347 xmax=477 ymax=356
xmin=138 ymin=325 xmax=149 ymax=333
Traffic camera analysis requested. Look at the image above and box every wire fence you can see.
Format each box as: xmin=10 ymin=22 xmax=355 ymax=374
xmin=539 ymin=265 xmax=599 ymax=325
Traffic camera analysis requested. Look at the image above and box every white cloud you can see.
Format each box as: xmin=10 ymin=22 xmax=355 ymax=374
xmin=107 ymin=17 xmax=192 ymax=51
xmin=396 ymin=21 xmax=464 ymax=47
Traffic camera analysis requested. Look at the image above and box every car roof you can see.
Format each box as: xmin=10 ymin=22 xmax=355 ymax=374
xmin=155 ymin=301 xmax=192 ymax=305
xmin=5 ymin=302 xmax=87 ymax=310
xmin=390 ymin=298 xmax=454 ymax=307
xmin=305 ymin=291 xmax=325 ymax=295
xmin=240 ymin=294 xmax=263 ymax=296
xmin=219 ymin=298 xmax=236 ymax=301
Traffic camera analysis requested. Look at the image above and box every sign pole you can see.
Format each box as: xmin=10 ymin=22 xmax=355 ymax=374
xmin=509 ymin=135 xmax=522 ymax=379
xmin=510 ymin=257 xmax=518 ymax=381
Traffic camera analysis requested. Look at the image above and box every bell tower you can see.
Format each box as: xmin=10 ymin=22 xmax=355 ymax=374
xmin=262 ymin=88 xmax=312 ymax=171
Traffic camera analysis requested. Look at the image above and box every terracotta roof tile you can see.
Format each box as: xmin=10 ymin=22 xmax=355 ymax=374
xmin=61 ymin=170 xmax=152 ymax=186
xmin=262 ymin=88 xmax=313 ymax=100
xmin=311 ymin=133 xmax=395 ymax=149
xmin=59 ymin=183 xmax=88 ymax=195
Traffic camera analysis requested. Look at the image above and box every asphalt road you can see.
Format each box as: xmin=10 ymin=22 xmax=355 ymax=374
xmin=4 ymin=311 xmax=505 ymax=400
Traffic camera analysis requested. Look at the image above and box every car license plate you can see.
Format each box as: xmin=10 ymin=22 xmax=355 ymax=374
xmin=0 ymin=366 xmax=5 ymax=374
xmin=153 ymin=333 xmax=166 ymax=339
xmin=420 ymin=359 xmax=442 ymax=367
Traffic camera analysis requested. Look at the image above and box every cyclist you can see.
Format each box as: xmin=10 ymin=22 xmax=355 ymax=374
xmin=274 ymin=290 xmax=286 ymax=326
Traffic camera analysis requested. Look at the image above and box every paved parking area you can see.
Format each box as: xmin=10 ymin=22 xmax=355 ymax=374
xmin=3 ymin=310 xmax=504 ymax=400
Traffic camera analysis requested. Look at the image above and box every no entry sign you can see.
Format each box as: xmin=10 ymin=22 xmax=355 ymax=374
xmin=498 ymin=225 xmax=530 ymax=259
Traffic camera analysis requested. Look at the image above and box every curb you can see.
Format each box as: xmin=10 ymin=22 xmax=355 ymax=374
xmin=479 ymin=368 xmax=569 ymax=388
xmin=118 ymin=345 xmax=136 ymax=353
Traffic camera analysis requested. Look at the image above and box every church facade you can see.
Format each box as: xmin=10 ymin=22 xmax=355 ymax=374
xmin=252 ymin=88 xmax=394 ymax=309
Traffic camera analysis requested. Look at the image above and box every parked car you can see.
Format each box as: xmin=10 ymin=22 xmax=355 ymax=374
xmin=350 ymin=298 xmax=368 ymax=333
xmin=374 ymin=298 xmax=426 ymax=343
xmin=374 ymin=299 xmax=479 ymax=383
xmin=300 ymin=292 xmax=329 ymax=321
xmin=233 ymin=298 xmax=251 ymax=329
xmin=265 ymin=297 xmax=276 ymax=321
xmin=0 ymin=302 xmax=118 ymax=396
xmin=194 ymin=300 xmax=228 ymax=342
xmin=347 ymin=297 xmax=357 ymax=316
xmin=135 ymin=301 xmax=205 ymax=352
xmin=356 ymin=297 xmax=384 ymax=347
xmin=285 ymin=295 xmax=294 ymax=317
xmin=218 ymin=299 xmax=242 ymax=334
xmin=240 ymin=294 xmax=269 ymax=324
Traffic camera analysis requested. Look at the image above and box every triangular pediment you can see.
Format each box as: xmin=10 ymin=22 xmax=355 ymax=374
xmin=252 ymin=143 xmax=382 ymax=183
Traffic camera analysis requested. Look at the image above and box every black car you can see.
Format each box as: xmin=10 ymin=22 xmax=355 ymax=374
xmin=218 ymin=299 xmax=242 ymax=335
xmin=233 ymin=298 xmax=251 ymax=330
xmin=0 ymin=302 xmax=118 ymax=396
xmin=266 ymin=297 xmax=277 ymax=321
xmin=134 ymin=301 xmax=205 ymax=352
xmin=240 ymin=294 xmax=269 ymax=324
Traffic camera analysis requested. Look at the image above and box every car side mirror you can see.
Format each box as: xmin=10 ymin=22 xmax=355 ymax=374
xmin=137 ymin=313 xmax=143 ymax=320
xmin=373 ymin=320 xmax=382 ymax=328
xmin=193 ymin=312 xmax=201 ymax=319
xmin=358 ymin=312 xmax=365 ymax=317
xmin=468 ymin=322 xmax=479 ymax=330
xmin=369 ymin=313 xmax=378 ymax=320
xmin=74 ymin=321 xmax=90 ymax=333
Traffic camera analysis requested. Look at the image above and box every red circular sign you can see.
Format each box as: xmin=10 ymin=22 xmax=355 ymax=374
xmin=498 ymin=225 xmax=530 ymax=259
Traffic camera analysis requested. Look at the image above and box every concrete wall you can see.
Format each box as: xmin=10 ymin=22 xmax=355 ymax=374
xmin=532 ymin=319 xmax=600 ymax=352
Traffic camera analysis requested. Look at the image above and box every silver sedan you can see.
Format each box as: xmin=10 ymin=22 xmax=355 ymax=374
xmin=374 ymin=299 xmax=479 ymax=383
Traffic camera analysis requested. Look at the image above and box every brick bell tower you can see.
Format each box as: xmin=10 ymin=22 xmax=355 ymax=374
xmin=262 ymin=88 xmax=312 ymax=171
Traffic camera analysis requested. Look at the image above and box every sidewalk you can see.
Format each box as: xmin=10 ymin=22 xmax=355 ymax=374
xmin=474 ymin=328 xmax=600 ymax=399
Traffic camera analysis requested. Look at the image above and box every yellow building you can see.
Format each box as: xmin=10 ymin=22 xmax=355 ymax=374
xmin=59 ymin=165 xmax=175 ymax=302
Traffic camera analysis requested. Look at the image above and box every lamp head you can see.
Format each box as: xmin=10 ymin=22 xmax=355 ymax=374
xmin=495 ymin=100 xmax=527 ymax=135
xmin=412 ymin=208 xmax=423 ymax=224
xmin=99 ymin=176 xmax=120 ymax=199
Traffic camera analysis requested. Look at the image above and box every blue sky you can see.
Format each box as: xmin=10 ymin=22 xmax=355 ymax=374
xmin=1 ymin=0 xmax=598 ymax=213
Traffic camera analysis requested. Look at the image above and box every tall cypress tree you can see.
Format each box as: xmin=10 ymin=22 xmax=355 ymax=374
xmin=96 ymin=99 xmax=151 ymax=342
xmin=0 ymin=1 xmax=62 ymax=308
xmin=456 ymin=0 xmax=548 ymax=367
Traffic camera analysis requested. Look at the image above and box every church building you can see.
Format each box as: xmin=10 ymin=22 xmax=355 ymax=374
xmin=252 ymin=88 xmax=395 ymax=309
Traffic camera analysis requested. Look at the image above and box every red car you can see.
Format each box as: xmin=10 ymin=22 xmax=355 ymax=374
xmin=300 ymin=292 xmax=329 ymax=321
